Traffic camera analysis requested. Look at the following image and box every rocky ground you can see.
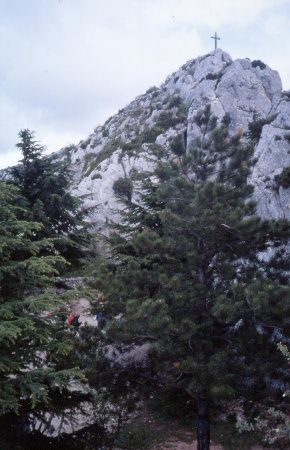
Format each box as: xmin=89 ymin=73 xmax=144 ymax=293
xmin=152 ymin=441 xmax=275 ymax=450
xmin=116 ymin=411 xmax=280 ymax=450
xmin=44 ymin=48 xmax=290 ymax=233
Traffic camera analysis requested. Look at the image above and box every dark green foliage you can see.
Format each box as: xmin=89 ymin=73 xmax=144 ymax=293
xmin=156 ymin=112 xmax=176 ymax=129
xmin=102 ymin=128 xmax=109 ymax=137
xmin=121 ymin=130 xmax=163 ymax=158
xmin=205 ymin=73 xmax=219 ymax=80
xmin=122 ymin=140 xmax=139 ymax=153
xmin=91 ymin=172 xmax=102 ymax=180
xmin=116 ymin=421 xmax=156 ymax=450
xmin=168 ymin=95 xmax=183 ymax=108
xmin=11 ymin=130 xmax=90 ymax=265
xmin=252 ymin=60 xmax=266 ymax=70
xmin=79 ymin=138 xmax=90 ymax=149
xmin=0 ymin=181 xmax=80 ymax=419
xmin=247 ymin=115 xmax=274 ymax=141
xmin=222 ymin=113 xmax=231 ymax=127
xmin=142 ymin=126 xmax=163 ymax=143
xmin=83 ymin=139 xmax=122 ymax=176
xmin=94 ymin=106 xmax=290 ymax=444
xmin=146 ymin=86 xmax=158 ymax=95
xmin=194 ymin=104 xmax=217 ymax=129
xmin=170 ymin=134 xmax=186 ymax=156
xmin=113 ymin=177 xmax=133 ymax=201
xmin=176 ymin=103 xmax=189 ymax=122
xmin=275 ymin=166 xmax=290 ymax=189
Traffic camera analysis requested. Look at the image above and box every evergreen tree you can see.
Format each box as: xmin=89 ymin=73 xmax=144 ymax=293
xmin=11 ymin=129 xmax=90 ymax=265
xmin=93 ymin=107 xmax=290 ymax=449
xmin=0 ymin=181 xmax=81 ymax=441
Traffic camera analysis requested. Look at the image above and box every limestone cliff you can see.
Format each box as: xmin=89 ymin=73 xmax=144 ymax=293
xmin=30 ymin=50 xmax=290 ymax=227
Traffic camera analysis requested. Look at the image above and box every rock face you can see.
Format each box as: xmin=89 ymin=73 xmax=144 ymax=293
xmin=53 ymin=49 xmax=290 ymax=228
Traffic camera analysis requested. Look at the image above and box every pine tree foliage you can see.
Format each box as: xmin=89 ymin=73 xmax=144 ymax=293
xmin=0 ymin=181 xmax=81 ymax=419
xmin=92 ymin=107 xmax=290 ymax=444
xmin=11 ymin=129 xmax=91 ymax=264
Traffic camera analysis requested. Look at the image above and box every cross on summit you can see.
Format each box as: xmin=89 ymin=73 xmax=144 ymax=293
xmin=211 ymin=32 xmax=221 ymax=50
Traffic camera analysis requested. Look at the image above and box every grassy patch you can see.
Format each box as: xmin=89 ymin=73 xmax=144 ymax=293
xmin=83 ymin=139 xmax=122 ymax=177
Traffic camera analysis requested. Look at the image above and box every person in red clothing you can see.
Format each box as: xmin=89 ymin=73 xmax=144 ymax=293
xmin=67 ymin=313 xmax=80 ymax=328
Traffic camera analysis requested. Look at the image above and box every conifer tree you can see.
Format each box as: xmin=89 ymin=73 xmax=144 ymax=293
xmin=94 ymin=107 xmax=290 ymax=449
xmin=11 ymin=129 xmax=90 ymax=266
xmin=0 ymin=181 xmax=81 ymax=441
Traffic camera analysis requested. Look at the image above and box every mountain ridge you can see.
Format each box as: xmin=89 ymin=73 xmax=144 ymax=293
xmin=4 ymin=49 xmax=290 ymax=230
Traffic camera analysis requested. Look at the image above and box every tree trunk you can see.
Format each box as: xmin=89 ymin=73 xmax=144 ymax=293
xmin=197 ymin=393 xmax=210 ymax=450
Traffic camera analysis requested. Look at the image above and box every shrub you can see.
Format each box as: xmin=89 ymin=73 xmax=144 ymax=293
xmin=64 ymin=144 xmax=78 ymax=153
xmin=206 ymin=73 xmax=219 ymax=80
xmin=122 ymin=139 xmax=141 ymax=156
xmin=80 ymin=138 xmax=90 ymax=149
xmin=91 ymin=173 xmax=102 ymax=180
xmin=142 ymin=126 xmax=163 ymax=143
xmin=146 ymin=86 xmax=158 ymax=95
xmin=170 ymin=134 xmax=185 ymax=156
xmin=252 ymin=60 xmax=266 ymax=70
xmin=156 ymin=112 xmax=176 ymax=130
xmin=194 ymin=104 xmax=212 ymax=127
xmin=275 ymin=166 xmax=290 ymax=189
xmin=248 ymin=115 xmax=274 ymax=141
xmin=83 ymin=139 xmax=122 ymax=177
xmin=168 ymin=95 xmax=182 ymax=108
xmin=176 ymin=103 xmax=188 ymax=122
xmin=148 ymin=143 xmax=167 ymax=159
xmin=116 ymin=422 xmax=156 ymax=450
xmin=113 ymin=177 xmax=133 ymax=201
xmin=222 ymin=113 xmax=231 ymax=127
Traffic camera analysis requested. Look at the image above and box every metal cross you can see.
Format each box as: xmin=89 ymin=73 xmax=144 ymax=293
xmin=211 ymin=32 xmax=221 ymax=50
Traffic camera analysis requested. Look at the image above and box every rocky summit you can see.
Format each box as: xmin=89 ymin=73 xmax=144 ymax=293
xmin=54 ymin=49 xmax=290 ymax=229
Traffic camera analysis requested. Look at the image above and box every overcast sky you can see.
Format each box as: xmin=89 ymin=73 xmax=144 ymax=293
xmin=1 ymin=0 xmax=290 ymax=169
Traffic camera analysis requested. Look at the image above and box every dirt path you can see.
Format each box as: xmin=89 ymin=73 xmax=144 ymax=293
xmin=153 ymin=441 xmax=272 ymax=450
xmin=153 ymin=440 xmax=223 ymax=449
xmin=153 ymin=441 xmax=273 ymax=450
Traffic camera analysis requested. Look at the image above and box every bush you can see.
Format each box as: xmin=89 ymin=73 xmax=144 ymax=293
xmin=170 ymin=134 xmax=185 ymax=156
xmin=83 ymin=139 xmax=122 ymax=177
xmin=91 ymin=172 xmax=102 ymax=180
xmin=148 ymin=143 xmax=167 ymax=159
xmin=168 ymin=95 xmax=182 ymax=108
xmin=80 ymin=138 xmax=90 ymax=149
xmin=222 ymin=113 xmax=231 ymax=127
xmin=252 ymin=60 xmax=266 ymax=70
xmin=149 ymin=386 xmax=194 ymax=420
xmin=146 ymin=86 xmax=158 ymax=95
xmin=206 ymin=73 xmax=219 ymax=80
xmin=176 ymin=103 xmax=188 ymax=122
xmin=142 ymin=127 xmax=163 ymax=144
xmin=122 ymin=140 xmax=140 ymax=156
xmin=156 ymin=112 xmax=176 ymax=130
xmin=248 ymin=115 xmax=274 ymax=141
xmin=113 ymin=177 xmax=133 ymax=201
xmin=275 ymin=166 xmax=290 ymax=189
xmin=116 ymin=422 xmax=156 ymax=450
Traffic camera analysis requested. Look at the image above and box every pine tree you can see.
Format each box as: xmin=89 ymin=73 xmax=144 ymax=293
xmin=0 ymin=181 xmax=82 ymax=440
xmin=11 ymin=129 xmax=90 ymax=266
xmin=93 ymin=107 xmax=290 ymax=449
